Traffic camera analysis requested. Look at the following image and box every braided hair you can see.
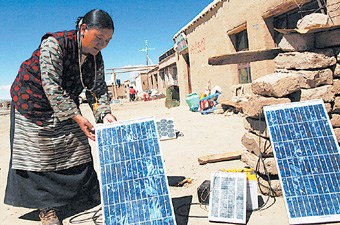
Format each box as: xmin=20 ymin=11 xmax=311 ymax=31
xmin=76 ymin=9 xmax=114 ymax=32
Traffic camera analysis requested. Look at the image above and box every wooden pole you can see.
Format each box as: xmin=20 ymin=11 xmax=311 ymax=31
xmin=112 ymin=70 xmax=118 ymax=100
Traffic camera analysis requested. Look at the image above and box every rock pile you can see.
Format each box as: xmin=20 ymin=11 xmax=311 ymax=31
xmin=240 ymin=45 xmax=340 ymax=196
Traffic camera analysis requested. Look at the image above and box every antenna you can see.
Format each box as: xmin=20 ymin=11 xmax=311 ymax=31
xmin=139 ymin=40 xmax=155 ymax=93
xmin=139 ymin=40 xmax=155 ymax=67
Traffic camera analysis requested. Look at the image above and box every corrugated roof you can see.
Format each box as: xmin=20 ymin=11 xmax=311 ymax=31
xmin=173 ymin=0 xmax=223 ymax=40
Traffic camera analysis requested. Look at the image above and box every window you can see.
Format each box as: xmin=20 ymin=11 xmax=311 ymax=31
xmin=236 ymin=30 xmax=251 ymax=84
xmin=273 ymin=0 xmax=325 ymax=45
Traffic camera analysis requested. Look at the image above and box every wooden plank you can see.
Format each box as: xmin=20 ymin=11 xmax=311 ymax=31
xmin=219 ymin=100 xmax=243 ymax=111
xmin=198 ymin=150 xmax=244 ymax=165
xmin=208 ymin=48 xmax=283 ymax=66
xmin=262 ymin=0 xmax=312 ymax=19
xmin=316 ymin=27 xmax=340 ymax=49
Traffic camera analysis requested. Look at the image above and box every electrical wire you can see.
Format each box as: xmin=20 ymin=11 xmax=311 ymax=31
xmin=68 ymin=207 xmax=101 ymax=224
xmin=174 ymin=203 xmax=209 ymax=218
xmin=68 ymin=107 xmax=281 ymax=222
xmin=252 ymin=106 xmax=282 ymax=211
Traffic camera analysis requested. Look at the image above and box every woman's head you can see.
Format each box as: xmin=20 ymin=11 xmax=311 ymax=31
xmin=77 ymin=9 xmax=114 ymax=56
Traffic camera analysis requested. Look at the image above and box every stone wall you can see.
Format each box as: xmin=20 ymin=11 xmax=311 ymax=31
xmin=239 ymin=30 xmax=340 ymax=196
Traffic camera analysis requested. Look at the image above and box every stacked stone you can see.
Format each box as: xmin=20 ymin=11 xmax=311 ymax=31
xmin=240 ymin=47 xmax=339 ymax=196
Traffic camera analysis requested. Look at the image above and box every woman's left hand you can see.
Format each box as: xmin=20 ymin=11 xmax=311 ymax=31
xmin=103 ymin=113 xmax=117 ymax=124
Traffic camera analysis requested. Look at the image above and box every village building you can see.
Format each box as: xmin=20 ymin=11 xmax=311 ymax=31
xmin=142 ymin=48 xmax=178 ymax=99
xmin=158 ymin=48 xmax=178 ymax=92
xmin=105 ymin=0 xmax=340 ymax=105
xmin=165 ymin=0 xmax=340 ymax=105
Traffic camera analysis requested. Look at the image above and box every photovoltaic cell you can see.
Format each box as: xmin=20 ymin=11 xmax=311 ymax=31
xmin=263 ymin=99 xmax=340 ymax=224
xmin=156 ymin=118 xmax=176 ymax=141
xmin=208 ymin=171 xmax=247 ymax=224
xmin=95 ymin=117 xmax=176 ymax=225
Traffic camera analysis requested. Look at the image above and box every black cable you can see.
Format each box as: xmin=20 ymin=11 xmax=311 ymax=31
xmin=92 ymin=207 xmax=102 ymax=225
xmin=69 ymin=106 xmax=281 ymax=222
xmin=68 ymin=208 xmax=101 ymax=224
xmin=252 ymin=106 xmax=281 ymax=211
xmin=174 ymin=202 xmax=208 ymax=218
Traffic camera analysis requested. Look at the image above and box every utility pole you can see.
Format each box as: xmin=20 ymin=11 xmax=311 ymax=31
xmin=139 ymin=40 xmax=155 ymax=66
xmin=139 ymin=40 xmax=155 ymax=92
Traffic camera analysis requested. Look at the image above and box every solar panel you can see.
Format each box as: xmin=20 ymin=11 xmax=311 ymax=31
xmin=209 ymin=171 xmax=247 ymax=224
xmin=263 ymin=99 xmax=340 ymax=225
xmin=156 ymin=118 xmax=176 ymax=141
xmin=95 ymin=117 xmax=177 ymax=225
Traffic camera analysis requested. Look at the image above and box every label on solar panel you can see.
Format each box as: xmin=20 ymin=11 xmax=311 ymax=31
xmin=209 ymin=171 xmax=247 ymax=224
xmin=156 ymin=118 xmax=176 ymax=141
xmin=95 ymin=117 xmax=177 ymax=225
xmin=263 ymin=99 xmax=340 ymax=225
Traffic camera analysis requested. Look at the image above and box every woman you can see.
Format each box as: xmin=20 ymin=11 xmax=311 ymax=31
xmin=4 ymin=9 xmax=116 ymax=225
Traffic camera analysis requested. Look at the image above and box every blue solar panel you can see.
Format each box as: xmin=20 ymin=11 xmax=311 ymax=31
xmin=264 ymin=99 xmax=340 ymax=224
xmin=95 ymin=117 xmax=177 ymax=225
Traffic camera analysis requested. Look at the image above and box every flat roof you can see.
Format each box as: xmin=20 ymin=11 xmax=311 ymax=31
xmin=173 ymin=0 xmax=223 ymax=40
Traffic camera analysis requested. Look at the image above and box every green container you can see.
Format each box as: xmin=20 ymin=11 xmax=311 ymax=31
xmin=186 ymin=92 xmax=199 ymax=111
xmin=165 ymin=85 xmax=180 ymax=108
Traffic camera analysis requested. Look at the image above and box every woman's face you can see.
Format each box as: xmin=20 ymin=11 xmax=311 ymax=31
xmin=80 ymin=24 xmax=113 ymax=56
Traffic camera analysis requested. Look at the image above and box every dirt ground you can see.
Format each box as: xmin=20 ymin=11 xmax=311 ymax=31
xmin=0 ymin=98 xmax=292 ymax=225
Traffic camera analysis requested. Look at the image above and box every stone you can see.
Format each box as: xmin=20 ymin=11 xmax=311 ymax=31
xmin=252 ymin=69 xmax=333 ymax=97
xmin=300 ymin=85 xmax=335 ymax=103
xmin=334 ymin=64 xmax=340 ymax=78
xmin=325 ymin=103 xmax=332 ymax=113
xmin=335 ymin=47 xmax=340 ymax=61
xmin=231 ymin=83 xmax=256 ymax=102
xmin=297 ymin=69 xmax=333 ymax=88
xmin=297 ymin=13 xmax=330 ymax=30
xmin=220 ymin=100 xmax=243 ymax=112
xmin=215 ymin=104 xmax=223 ymax=110
xmin=213 ymin=108 xmax=225 ymax=114
xmin=333 ymin=79 xmax=340 ymax=94
xmin=257 ymin=176 xmax=282 ymax=197
xmin=331 ymin=114 xmax=340 ymax=128
xmin=243 ymin=117 xmax=269 ymax=138
xmin=275 ymin=49 xmax=336 ymax=70
xmin=242 ymin=96 xmax=291 ymax=118
xmin=333 ymin=97 xmax=340 ymax=113
xmin=241 ymin=131 xmax=273 ymax=157
xmin=251 ymin=72 xmax=302 ymax=97
xmin=241 ymin=151 xmax=278 ymax=176
xmin=333 ymin=128 xmax=340 ymax=143
xmin=279 ymin=33 xmax=314 ymax=51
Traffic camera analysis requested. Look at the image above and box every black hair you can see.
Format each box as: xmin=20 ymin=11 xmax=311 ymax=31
xmin=76 ymin=9 xmax=114 ymax=32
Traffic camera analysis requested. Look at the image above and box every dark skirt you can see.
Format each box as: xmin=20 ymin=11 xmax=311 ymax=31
xmin=4 ymin=104 xmax=101 ymax=210
xmin=4 ymin=162 xmax=101 ymax=209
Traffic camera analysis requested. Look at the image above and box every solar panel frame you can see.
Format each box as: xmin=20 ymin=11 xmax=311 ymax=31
xmin=95 ymin=116 xmax=177 ymax=225
xmin=263 ymin=99 xmax=340 ymax=224
xmin=208 ymin=171 xmax=247 ymax=224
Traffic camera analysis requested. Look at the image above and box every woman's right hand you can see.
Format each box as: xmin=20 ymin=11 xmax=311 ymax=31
xmin=73 ymin=114 xmax=95 ymax=141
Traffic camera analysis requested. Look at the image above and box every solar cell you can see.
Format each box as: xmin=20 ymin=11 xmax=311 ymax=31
xmin=263 ymin=99 xmax=340 ymax=224
xmin=208 ymin=171 xmax=247 ymax=224
xmin=156 ymin=118 xmax=176 ymax=141
xmin=95 ymin=117 xmax=177 ymax=224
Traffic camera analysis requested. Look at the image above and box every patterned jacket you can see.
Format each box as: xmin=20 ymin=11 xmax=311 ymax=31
xmin=10 ymin=30 xmax=111 ymax=126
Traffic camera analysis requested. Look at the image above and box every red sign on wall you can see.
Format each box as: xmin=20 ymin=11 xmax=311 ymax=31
xmin=191 ymin=38 xmax=206 ymax=54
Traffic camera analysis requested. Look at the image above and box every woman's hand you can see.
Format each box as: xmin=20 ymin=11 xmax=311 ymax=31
xmin=73 ymin=114 xmax=95 ymax=141
xmin=103 ymin=113 xmax=117 ymax=124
